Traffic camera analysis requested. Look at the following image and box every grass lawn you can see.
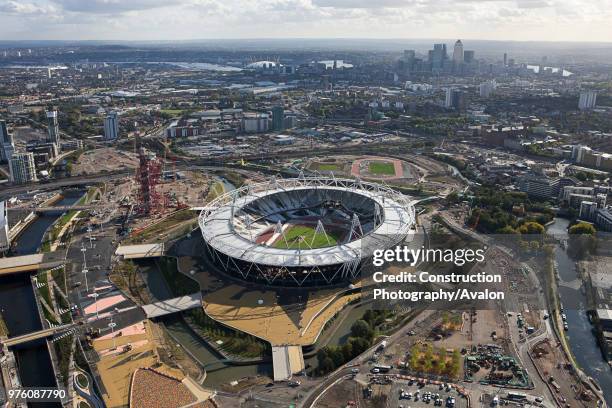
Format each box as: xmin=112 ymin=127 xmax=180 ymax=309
xmin=205 ymin=181 xmax=225 ymax=202
xmin=368 ymin=161 xmax=396 ymax=175
xmin=76 ymin=373 xmax=89 ymax=389
xmin=160 ymin=109 xmax=184 ymax=116
xmin=273 ymin=225 xmax=338 ymax=249
xmin=310 ymin=162 xmax=342 ymax=172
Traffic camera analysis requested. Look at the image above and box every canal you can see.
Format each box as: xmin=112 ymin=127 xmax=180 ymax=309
xmin=0 ymin=193 xmax=82 ymax=407
xmin=547 ymin=218 xmax=611 ymax=403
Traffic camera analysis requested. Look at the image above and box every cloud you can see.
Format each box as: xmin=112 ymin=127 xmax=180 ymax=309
xmin=49 ymin=0 xmax=171 ymax=14
xmin=0 ymin=0 xmax=610 ymax=41
xmin=515 ymin=0 xmax=551 ymax=8
xmin=312 ymin=0 xmax=413 ymax=8
xmin=0 ymin=0 xmax=55 ymax=14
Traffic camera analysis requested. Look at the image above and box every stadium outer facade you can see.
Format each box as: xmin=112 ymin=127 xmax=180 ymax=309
xmin=198 ymin=175 xmax=416 ymax=287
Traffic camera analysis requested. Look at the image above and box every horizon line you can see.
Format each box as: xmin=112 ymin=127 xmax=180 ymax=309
xmin=1 ymin=37 xmax=612 ymax=45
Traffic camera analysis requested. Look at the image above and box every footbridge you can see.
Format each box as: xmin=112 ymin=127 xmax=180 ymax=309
xmin=142 ymin=293 xmax=202 ymax=318
xmin=115 ymin=243 xmax=165 ymax=260
xmin=0 ymin=252 xmax=66 ymax=275
xmin=1 ymin=324 xmax=75 ymax=348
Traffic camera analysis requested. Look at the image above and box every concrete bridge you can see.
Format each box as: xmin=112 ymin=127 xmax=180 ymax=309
xmin=1 ymin=324 xmax=75 ymax=347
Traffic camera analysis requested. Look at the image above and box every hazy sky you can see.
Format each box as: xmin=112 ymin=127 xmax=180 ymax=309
xmin=1 ymin=0 xmax=611 ymax=42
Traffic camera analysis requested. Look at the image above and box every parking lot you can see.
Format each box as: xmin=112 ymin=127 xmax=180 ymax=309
xmin=388 ymin=380 xmax=468 ymax=408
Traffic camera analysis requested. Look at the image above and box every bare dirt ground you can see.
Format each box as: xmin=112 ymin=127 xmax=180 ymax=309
xmin=531 ymin=339 xmax=599 ymax=408
xmin=316 ymin=379 xmax=364 ymax=407
xmin=74 ymin=147 xmax=139 ymax=175
xmin=156 ymin=170 xmax=210 ymax=207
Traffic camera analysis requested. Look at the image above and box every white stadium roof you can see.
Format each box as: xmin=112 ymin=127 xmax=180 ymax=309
xmin=198 ymin=177 xmax=415 ymax=268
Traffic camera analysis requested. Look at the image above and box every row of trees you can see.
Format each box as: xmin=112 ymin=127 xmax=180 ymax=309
xmin=408 ymin=343 xmax=461 ymax=378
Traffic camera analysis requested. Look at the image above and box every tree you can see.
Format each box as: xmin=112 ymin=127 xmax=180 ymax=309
xmin=350 ymin=319 xmax=373 ymax=340
xmin=349 ymin=337 xmax=370 ymax=355
xmin=438 ymin=348 xmax=447 ymax=374
xmin=450 ymin=350 xmax=461 ymax=377
xmin=409 ymin=344 xmax=420 ymax=371
xmin=423 ymin=344 xmax=434 ymax=372
xmin=497 ymin=225 xmax=519 ymax=234
xmin=341 ymin=342 xmax=353 ymax=361
xmin=446 ymin=192 xmax=460 ymax=205
xmin=518 ymin=221 xmax=545 ymax=235
xmin=569 ymin=222 xmax=596 ymax=235
xmin=328 ymin=347 xmax=344 ymax=367
xmin=320 ymin=357 xmax=335 ymax=373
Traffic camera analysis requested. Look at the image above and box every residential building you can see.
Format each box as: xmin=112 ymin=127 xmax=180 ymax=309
xmin=9 ymin=152 xmax=37 ymax=184
xmin=0 ymin=201 xmax=9 ymax=252
xmin=479 ymin=80 xmax=497 ymax=98
xmin=517 ymin=175 xmax=560 ymax=199
xmin=0 ymin=119 xmax=15 ymax=163
xmin=241 ymin=113 xmax=269 ymax=133
xmin=46 ymin=110 xmax=60 ymax=147
xmin=104 ymin=111 xmax=120 ymax=141
xmin=271 ymin=106 xmax=284 ymax=131
xmin=578 ymin=91 xmax=597 ymax=110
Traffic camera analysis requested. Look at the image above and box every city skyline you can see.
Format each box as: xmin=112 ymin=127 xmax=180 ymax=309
xmin=0 ymin=0 xmax=611 ymax=42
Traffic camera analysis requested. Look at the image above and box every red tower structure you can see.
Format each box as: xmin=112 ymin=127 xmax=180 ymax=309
xmin=136 ymin=147 xmax=163 ymax=215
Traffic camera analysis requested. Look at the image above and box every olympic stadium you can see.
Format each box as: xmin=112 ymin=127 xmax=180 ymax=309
xmin=198 ymin=176 xmax=416 ymax=287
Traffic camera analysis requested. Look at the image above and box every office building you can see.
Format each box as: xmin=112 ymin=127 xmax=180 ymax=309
xmin=9 ymin=152 xmax=37 ymax=184
xmin=578 ymin=91 xmax=597 ymax=110
xmin=452 ymin=40 xmax=464 ymax=64
xmin=104 ymin=111 xmax=120 ymax=141
xmin=463 ymin=50 xmax=475 ymax=64
xmin=429 ymin=43 xmax=447 ymax=70
xmin=0 ymin=201 xmax=9 ymax=252
xmin=46 ymin=110 xmax=60 ymax=147
xmin=271 ymin=106 xmax=284 ymax=131
xmin=1 ymin=120 xmax=15 ymax=163
xmin=403 ymin=49 xmax=415 ymax=62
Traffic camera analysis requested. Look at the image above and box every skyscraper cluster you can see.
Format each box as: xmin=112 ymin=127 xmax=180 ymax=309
xmin=398 ymin=39 xmax=476 ymax=76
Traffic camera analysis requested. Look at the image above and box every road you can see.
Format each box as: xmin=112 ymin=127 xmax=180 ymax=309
xmin=0 ymin=139 xmax=425 ymax=199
